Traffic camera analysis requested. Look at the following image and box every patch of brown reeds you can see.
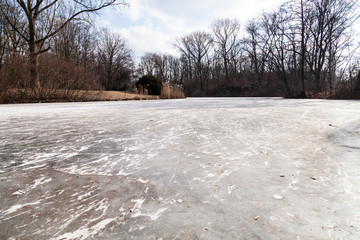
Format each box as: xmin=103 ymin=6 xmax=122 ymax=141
xmin=160 ymin=83 xmax=185 ymax=99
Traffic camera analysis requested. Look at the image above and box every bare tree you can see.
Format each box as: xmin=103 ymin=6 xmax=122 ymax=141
xmin=285 ymin=0 xmax=359 ymax=95
xmin=212 ymin=18 xmax=241 ymax=86
xmin=2 ymin=0 xmax=127 ymax=89
xmin=138 ymin=52 xmax=181 ymax=84
xmin=308 ymin=0 xmax=359 ymax=93
xmin=0 ymin=1 xmax=9 ymax=70
xmin=287 ymin=0 xmax=310 ymax=97
xmin=138 ymin=53 xmax=156 ymax=77
xmin=97 ymin=29 xmax=134 ymax=91
xmin=53 ymin=22 xmax=85 ymax=62
xmin=259 ymin=11 xmax=293 ymax=96
xmin=175 ymin=31 xmax=213 ymax=91
xmin=52 ymin=21 xmax=97 ymax=67
xmin=0 ymin=2 xmax=26 ymax=67
xmin=244 ymin=19 xmax=271 ymax=87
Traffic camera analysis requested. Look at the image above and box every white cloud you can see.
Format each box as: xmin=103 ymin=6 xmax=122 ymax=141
xmin=116 ymin=25 xmax=177 ymax=57
xmin=98 ymin=0 xmax=286 ymax=59
xmin=121 ymin=0 xmax=144 ymax=21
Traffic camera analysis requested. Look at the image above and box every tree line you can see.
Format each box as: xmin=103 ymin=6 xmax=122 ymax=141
xmin=1 ymin=0 xmax=360 ymax=103
xmin=139 ymin=0 xmax=360 ymax=98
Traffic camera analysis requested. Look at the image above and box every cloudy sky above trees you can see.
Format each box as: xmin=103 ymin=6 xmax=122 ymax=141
xmin=97 ymin=0 xmax=285 ymax=59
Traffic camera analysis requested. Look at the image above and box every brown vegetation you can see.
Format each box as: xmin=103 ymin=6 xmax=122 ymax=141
xmin=87 ymin=90 xmax=159 ymax=101
xmin=1 ymin=89 xmax=159 ymax=104
xmin=161 ymin=83 xmax=186 ymax=99
xmin=0 ymin=54 xmax=101 ymax=103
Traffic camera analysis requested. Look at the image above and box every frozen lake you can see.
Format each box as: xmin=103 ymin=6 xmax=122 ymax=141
xmin=0 ymin=97 xmax=360 ymax=239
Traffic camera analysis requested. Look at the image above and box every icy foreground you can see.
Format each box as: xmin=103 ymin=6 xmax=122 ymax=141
xmin=0 ymin=98 xmax=359 ymax=239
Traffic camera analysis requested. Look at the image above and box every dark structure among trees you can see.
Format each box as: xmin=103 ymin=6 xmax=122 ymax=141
xmin=136 ymin=75 xmax=162 ymax=95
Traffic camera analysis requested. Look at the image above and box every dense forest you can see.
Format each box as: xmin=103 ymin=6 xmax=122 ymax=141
xmin=0 ymin=0 xmax=360 ymax=103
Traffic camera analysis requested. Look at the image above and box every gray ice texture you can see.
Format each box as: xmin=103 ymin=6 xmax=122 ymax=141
xmin=0 ymin=97 xmax=359 ymax=239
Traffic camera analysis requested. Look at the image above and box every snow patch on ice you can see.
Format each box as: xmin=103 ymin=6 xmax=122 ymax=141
xmin=79 ymin=146 xmax=89 ymax=152
xmin=29 ymin=176 xmax=52 ymax=190
xmin=192 ymin=177 xmax=205 ymax=182
xmin=117 ymin=169 xmax=131 ymax=176
xmin=52 ymin=218 xmax=116 ymax=240
xmin=131 ymin=198 xmax=145 ymax=215
xmin=77 ymin=191 xmax=95 ymax=201
xmin=228 ymin=185 xmax=236 ymax=194
xmin=273 ymin=194 xmax=284 ymax=200
xmin=138 ymin=178 xmax=149 ymax=183
xmin=132 ymin=207 xmax=168 ymax=221
xmin=131 ymin=198 xmax=167 ymax=221
xmin=12 ymin=190 xmax=26 ymax=195
xmin=4 ymin=200 xmax=41 ymax=215
xmin=221 ymin=170 xmax=231 ymax=177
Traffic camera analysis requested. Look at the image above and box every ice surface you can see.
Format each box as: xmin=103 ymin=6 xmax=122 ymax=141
xmin=0 ymin=97 xmax=360 ymax=239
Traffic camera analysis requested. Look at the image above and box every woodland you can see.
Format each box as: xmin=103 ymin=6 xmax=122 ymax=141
xmin=0 ymin=0 xmax=360 ymax=103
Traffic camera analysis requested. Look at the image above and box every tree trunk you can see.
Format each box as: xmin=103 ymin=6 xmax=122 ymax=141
xmin=299 ymin=0 xmax=307 ymax=98
xmin=29 ymin=51 xmax=39 ymax=89
xmin=282 ymin=76 xmax=292 ymax=97
xmin=224 ymin=55 xmax=229 ymax=86
xmin=28 ymin=16 xmax=40 ymax=90
xmin=315 ymin=70 xmax=321 ymax=93
xmin=29 ymin=36 xmax=40 ymax=89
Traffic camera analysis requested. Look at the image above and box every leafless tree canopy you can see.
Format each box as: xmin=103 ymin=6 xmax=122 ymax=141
xmin=175 ymin=31 xmax=213 ymax=91
xmin=138 ymin=53 xmax=181 ymax=84
xmin=2 ymin=0 xmax=127 ymax=88
xmin=167 ymin=0 xmax=360 ymax=98
xmin=97 ymin=29 xmax=134 ymax=91
xmin=212 ymin=19 xmax=241 ymax=86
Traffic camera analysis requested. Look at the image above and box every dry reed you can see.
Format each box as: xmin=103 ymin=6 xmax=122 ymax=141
xmin=161 ymin=83 xmax=185 ymax=99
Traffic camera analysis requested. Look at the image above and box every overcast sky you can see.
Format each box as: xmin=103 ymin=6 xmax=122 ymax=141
xmin=96 ymin=0 xmax=286 ymax=60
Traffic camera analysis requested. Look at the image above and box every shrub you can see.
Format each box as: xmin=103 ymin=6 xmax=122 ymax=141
xmin=135 ymin=75 xmax=162 ymax=95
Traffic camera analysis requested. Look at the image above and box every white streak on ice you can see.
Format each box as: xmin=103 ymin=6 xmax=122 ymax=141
xmin=52 ymin=218 xmax=116 ymax=240
xmin=12 ymin=190 xmax=25 ymax=195
xmin=4 ymin=200 xmax=41 ymax=215
xmin=228 ymin=185 xmax=236 ymax=194
xmin=29 ymin=177 xmax=52 ymax=190
xmin=132 ymin=207 xmax=168 ymax=221
xmin=131 ymin=198 xmax=145 ymax=216
xmin=77 ymin=191 xmax=95 ymax=201
xmin=131 ymin=198 xmax=167 ymax=221
xmin=138 ymin=178 xmax=149 ymax=183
